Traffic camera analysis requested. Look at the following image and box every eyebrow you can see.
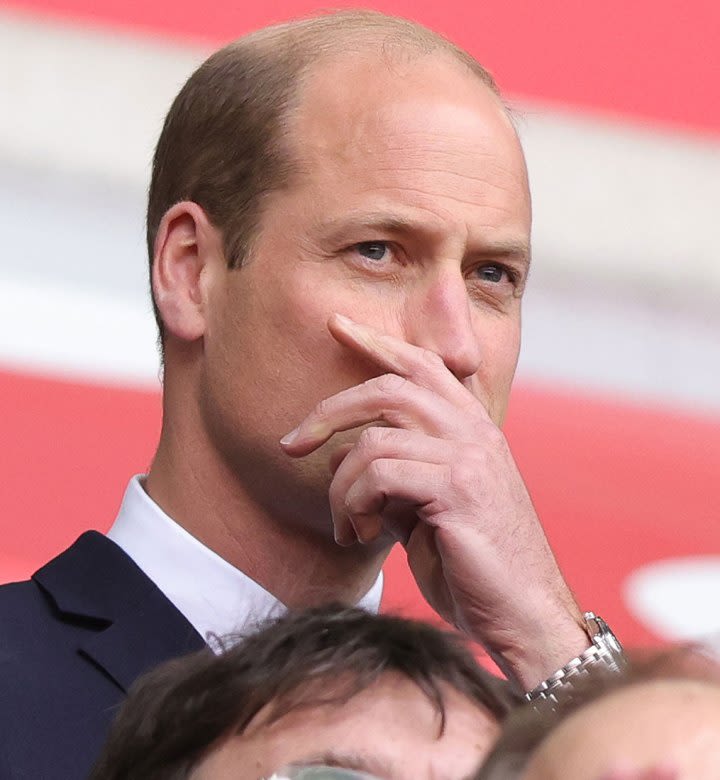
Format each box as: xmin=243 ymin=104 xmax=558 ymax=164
xmin=316 ymin=211 xmax=531 ymax=266
xmin=317 ymin=211 xmax=431 ymax=240
xmin=466 ymin=241 xmax=531 ymax=267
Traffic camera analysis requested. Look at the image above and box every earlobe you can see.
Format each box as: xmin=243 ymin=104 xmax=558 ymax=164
xmin=152 ymin=202 xmax=218 ymax=343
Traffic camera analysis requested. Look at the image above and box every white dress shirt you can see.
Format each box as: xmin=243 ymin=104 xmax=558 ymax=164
xmin=107 ymin=476 xmax=383 ymax=648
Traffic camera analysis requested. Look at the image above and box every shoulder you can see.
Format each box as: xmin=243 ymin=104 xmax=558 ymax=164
xmin=0 ymin=533 xmax=202 ymax=779
xmin=0 ymin=575 xmax=91 ymax=688
xmin=0 ymin=531 xmax=129 ymax=660
xmin=0 ymin=577 xmax=94 ymax=742
xmin=0 ymin=578 xmax=53 ymax=653
xmin=0 ymin=541 xmax=130 ymax=777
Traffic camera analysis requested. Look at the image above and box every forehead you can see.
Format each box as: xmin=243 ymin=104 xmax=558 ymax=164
xmin=292 ymin=51 xmax=521 ymax=167
xmin=575 ymin=678 xmax=720 ymax=720
xmin=193 ymin=675 xmax=498 ymax=780
xmin=283 ymin=51 xmax=530 ymax=237
xmin=529 ymin=679 xmax=720 ymax=778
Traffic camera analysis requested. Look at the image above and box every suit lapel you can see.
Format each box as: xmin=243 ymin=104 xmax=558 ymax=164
xmin=78 ymin=594 xmax=205 ymax=692
xmin=34 ymin=531 xmax=205 ymax=692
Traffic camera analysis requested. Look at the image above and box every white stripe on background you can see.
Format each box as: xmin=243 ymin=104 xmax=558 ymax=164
xmin=0 ymin=9 xmax=206 ymax=187
xmin=0 ymin=275 xmax=161 ymax=388
xmin=520 ymin=105 xmax=720 ymax=301
xmin=624 ymin=557 xmax=720 ymax=647
xmin=1 ymin=267 xmax=720 ymax=414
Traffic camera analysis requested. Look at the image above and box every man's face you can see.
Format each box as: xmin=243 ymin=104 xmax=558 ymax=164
xmin=190 ymin=674 xmax=499 ymax=780
xmin=199 ymin=51 xmax=531 ymax=524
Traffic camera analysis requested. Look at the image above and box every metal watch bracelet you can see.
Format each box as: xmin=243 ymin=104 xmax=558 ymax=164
xmin=524 ymin=611 xmax=626 ymax=707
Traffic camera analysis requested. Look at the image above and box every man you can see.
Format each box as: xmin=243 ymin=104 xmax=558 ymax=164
xmin=0 ymin=10 xmax=618 ymax=779
xmin=90 ymin=605 xmax=517 ymax=780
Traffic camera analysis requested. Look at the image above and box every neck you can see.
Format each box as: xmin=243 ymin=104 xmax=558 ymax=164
xmin=145 ymin=416 xmax=389 ymax=608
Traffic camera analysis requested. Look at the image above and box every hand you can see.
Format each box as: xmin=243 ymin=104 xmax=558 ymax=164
xmin=281 ymin=313 xmax=590 ymax=690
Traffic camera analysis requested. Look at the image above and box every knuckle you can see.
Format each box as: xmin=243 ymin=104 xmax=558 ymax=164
xmin=420 ymin=349 xmax=445 ymax=370
xmin=449 ymin=458 xmax=477 ymax=490
xmin=312 ymin=397 xmax=332 ymax=420
xmin=372 ymin=373 xmax=408 ymax=395
xmin=359 ymin=427 xmax=409 ymax=462
xmin=367 ymin=458 xmax=387 ymax=485
xmin=357 ymin=426 xmax=385 ymax=452
xmin=449 ymin=443 xmax=490 ymax=487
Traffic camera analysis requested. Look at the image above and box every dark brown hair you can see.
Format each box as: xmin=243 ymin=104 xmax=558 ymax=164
xmin=475 ymin=646 xmax=720 ymax=779
xmin=90 ymin=604 xmax=517 ymax=780
xmin=146 ymin=9 xmax=500 ymax=335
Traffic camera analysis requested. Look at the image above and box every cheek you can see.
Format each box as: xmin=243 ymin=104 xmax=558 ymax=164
xmin=271 ymin=280 xmax=403 ymax=382
xmin=479 ymin=313 xmax=521 ymax=370
xmin=480 ymin=319 xmax=521 ymax=424
xmin=500 ymin=325 xmax=522 ymax=386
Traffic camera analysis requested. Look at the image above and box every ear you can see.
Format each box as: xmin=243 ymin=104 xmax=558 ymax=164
xmin=151 ymin=201 xmax=223 ymax=342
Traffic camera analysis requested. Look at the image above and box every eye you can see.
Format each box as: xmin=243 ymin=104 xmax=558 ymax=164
xmin=475 ymin=264 xmax=508 ymax=283
xmin=354 ymin=241 xmax=389 ymax=262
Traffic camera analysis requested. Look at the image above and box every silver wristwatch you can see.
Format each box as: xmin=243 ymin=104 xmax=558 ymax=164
xmin=524 ymin=611 xmax=625 ymax=706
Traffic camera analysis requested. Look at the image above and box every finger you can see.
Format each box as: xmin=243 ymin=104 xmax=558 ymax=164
xmin=337 ymin=458 xmax=450 ymax=546
xmin=330 ymin=427 xmax=455 ymax=546
xmin=329 ymin=443 xmax=354 ymax=476
xmin=330 ymin=427 xmax=452 ymax=541
xmin=328 ymin=313 xmax=488 ymax=409
xmin=404 ymin=521 xmax=458 ymax=625
xmin=281 ymin=374 xmax=468 ymax=455
xmin=330 ymin=426 xmax=455 ymax=527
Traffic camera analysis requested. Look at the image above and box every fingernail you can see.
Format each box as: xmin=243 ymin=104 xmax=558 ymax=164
xmin=334 ymin=313 xmax=355 ymax=328
xmin=280 ymin=427 xmax=300 ymax=446
xmin=335 ymin=314 xmax=378 ymax=350
xmin=334 ymin=532 xmax=354 ymax=547
xmin=358 ymin=516 xmax=383 ymax=544
xmin=333 ymin=517 xmax=355 ymax=547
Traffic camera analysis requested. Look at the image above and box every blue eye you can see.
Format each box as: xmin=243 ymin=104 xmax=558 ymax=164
xmin=476 ymin=265 xmax=507 ymax=283
xmin=355 ymin=242 xmax=388 ymax=261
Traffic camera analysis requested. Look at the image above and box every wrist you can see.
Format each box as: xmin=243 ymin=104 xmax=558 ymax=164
xmin=478 ymin=605 xmax=593 ymax=692
xmin=524 ymin=612 xmax=626 ymax=704
xmin=507 ymin=625 xmax=593 ymax=693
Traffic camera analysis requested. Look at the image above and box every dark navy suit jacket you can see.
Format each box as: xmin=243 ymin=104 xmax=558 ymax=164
xmin=0 ymin=532 xmax=205 ymax=779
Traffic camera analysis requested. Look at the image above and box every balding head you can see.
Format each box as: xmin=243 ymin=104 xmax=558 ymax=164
xmin=524 ymin=678 xmax=720 ymax=779
xmin=146 ymin=10 xmax=504 ymax=338
xmin=478 ymin=650 xmax=720 ymax=780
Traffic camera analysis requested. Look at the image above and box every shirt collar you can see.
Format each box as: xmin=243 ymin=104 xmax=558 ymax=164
xmin=107 ymin=476 xmax=383 ymax=647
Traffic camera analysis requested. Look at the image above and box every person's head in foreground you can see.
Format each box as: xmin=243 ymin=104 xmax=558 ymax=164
xmin=90 ymin=606 xmax=518 ymax=780
xmin=477 ymin=648 xmax=720 ymax=780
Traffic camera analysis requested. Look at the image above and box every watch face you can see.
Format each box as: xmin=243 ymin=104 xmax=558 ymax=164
xmin=596 ymin=616 xmax=624 ymax=654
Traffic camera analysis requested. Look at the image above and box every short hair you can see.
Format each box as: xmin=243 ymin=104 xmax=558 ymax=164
xmin=146 ymin=9 xmax=500 ymax=336
xmin=475 ymin=646 xmax=720 ymax=779
xmin=90 ymin=605 xmax=518 ymax=780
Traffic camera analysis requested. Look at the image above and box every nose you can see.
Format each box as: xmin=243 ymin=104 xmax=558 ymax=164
xmin=405 ymin=268 xmax=482 ymax=381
